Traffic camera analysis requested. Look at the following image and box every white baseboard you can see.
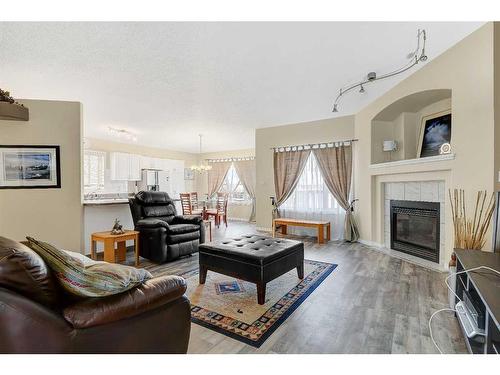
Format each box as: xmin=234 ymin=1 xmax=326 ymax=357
xmin=358 ymin=239 xmax=384 ymax=248
xmin=256 ymin=226 xmax=272 ymax=232
xmin=227 ymin=217 xmax=250 ymax=222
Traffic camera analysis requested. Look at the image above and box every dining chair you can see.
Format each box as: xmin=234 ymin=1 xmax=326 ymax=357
xmin=180 ymin=193 xmax=193 ymax=215
xmin=180 ymin=192 xmax=203 ymax=216
xmin=206 ymin=192 xmax=228 ymax=228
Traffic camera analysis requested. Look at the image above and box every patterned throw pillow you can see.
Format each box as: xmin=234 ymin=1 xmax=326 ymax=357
xmin=25 ymin=237 xmax=152 ymax=298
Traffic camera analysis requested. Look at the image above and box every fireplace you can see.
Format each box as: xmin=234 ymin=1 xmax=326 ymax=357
xmin=390 ymin=200 xmax=440 ymax=263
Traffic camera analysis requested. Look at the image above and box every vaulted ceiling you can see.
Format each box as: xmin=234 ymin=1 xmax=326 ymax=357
xmin=0 ymin=22 xmax=483 ymax=152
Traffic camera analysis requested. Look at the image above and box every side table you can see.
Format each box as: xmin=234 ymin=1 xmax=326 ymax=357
xmin=91 ymin=230 xmax=140 ymax=266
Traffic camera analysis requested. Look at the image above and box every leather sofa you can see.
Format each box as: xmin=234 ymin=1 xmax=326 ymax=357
xmin=0 ymin=236 xmax=191 ymax=353
xmin=129 ymin=191 xmax=205 ymax=263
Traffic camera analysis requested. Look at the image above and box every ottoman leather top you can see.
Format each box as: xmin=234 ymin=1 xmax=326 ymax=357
xmin=199 ymin=234 xmax=303 ymax=265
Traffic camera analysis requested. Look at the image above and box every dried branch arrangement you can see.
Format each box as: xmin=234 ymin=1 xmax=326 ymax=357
xmin=448 ymin=189 xmax=496 ymax=250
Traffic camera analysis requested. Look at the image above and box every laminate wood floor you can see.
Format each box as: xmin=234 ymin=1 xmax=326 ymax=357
xmin=124 ymin=221 xmax=467 ymax=354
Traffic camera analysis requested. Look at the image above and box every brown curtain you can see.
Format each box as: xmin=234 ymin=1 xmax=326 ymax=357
xmin=313 ymin=145 xmax=359 ymax=242
xmin=207 ymin=161 xmax=231 ymax=198
xmin=233 ymin=159 xmax=256 ymax=222
xmin=273 ymin=149 xmax=311 ymax=211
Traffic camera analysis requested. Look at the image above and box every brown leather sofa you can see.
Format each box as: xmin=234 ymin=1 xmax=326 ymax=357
xmin=0 ymin=236 xmax=191 ymax=353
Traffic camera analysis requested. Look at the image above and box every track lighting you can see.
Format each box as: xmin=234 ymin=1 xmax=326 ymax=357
xmin=332 ymin=29 xmax=428 ymax=113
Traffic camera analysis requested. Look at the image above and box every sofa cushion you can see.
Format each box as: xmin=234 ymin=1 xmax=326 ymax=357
xmin=25 ymin=237 xmax=153 ymax=298
xmin=168 ymin=231 xmax=200 ymax=244
xmin=168 ymin=223 xmax=199 ymax=235
xmin=143 ymin=205 xmax=176 ymax=218
xmin=0 ymin=236 xmax=61 ymax=308
xmin=135 ymin=191 xmax=172 ymax=205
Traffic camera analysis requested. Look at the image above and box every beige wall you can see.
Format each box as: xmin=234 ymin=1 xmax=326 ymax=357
xmin=355 ymin=23 xmax=496 ymax=262
xmin=0 ymin=99 xmax=84 ymax=251
xmin=494 ymin=23 xmax=500 ymax=191
xmin=255 ymin=115 xmax=355 ymax=230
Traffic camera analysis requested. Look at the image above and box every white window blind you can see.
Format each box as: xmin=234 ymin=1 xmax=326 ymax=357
xmin=83 ymin=150 xmax=106 ymax=190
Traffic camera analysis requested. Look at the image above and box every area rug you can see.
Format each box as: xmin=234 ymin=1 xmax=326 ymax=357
xmin=180 ymin=259 xmax=337 ymax=347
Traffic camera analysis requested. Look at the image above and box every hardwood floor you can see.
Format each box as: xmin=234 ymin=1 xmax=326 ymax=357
xmin=125 ymin=220 xmax=467 ymax=354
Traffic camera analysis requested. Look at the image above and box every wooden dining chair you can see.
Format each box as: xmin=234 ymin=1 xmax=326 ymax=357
xmin=206 ymin=192 xmax=228 ymax=228
xmin=180 ymin=193 xmax=193 ymax=215
xmin=180 ymin=192 xmax=203 ymax=216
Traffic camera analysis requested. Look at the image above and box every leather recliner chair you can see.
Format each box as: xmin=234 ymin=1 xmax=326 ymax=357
xmin=129 ymin=191 xmax=205 ymax=263
xmin=0 ymin=236 xmax=191 ymax=354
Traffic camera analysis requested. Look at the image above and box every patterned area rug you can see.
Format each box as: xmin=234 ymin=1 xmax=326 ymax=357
xmin=180 ymin=259 xmax=337 ymax=347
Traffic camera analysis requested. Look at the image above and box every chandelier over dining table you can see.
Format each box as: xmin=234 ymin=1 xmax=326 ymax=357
xmin=191 ymin=134 xmax=213 ymax=172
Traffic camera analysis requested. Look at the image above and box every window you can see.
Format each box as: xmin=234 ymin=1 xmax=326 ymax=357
xmin=83 ymin=150 xmax=105 ymax=191
xmin=218 ymin=164 xmax=250 ymax=202
xmin=280 ymin=153 xmax=345 ymax=239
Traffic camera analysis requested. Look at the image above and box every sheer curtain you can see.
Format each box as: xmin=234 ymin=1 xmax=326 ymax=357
xmin=280 ymin=153 xmax=345 ymax=240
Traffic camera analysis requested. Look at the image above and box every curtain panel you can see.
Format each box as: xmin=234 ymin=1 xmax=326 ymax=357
xmin=273 ymin=149 xmax=311 ymax=211
xmin=313 ymin=145 xmax=359 ymax=241
xmin=233 ymin=159 xmax=256 ymax=222
xmin=207 ymin=161 xmax=232 ymax=198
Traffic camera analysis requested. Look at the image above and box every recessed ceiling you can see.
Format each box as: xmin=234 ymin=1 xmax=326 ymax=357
xmin=0 ymin=22 xmax=484 ymax=153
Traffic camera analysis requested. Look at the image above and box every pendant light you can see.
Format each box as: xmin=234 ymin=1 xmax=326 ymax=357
xmin=190 ymin=134 xmax=212 ymax=172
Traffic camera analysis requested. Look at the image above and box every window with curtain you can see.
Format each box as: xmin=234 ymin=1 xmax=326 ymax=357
xmin=218 ymin=164 xmax=250 ymax=203
xmin=83 ymin=150 xmax=106 ymax=191
xmin=280 ymin=153 xmax=345 ymax=239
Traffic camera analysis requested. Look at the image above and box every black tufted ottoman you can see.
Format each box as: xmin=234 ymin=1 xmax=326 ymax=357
xmin=198 ymin=234 xmax=304 ymax=305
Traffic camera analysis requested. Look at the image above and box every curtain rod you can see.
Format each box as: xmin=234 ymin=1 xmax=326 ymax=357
xmin=206 ymin=156 xmax=255 ymax=163
xmin=271 ymin=139 xmax=358 ymax=151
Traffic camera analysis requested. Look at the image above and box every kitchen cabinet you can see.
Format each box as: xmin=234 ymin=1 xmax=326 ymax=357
xmin=140 ymin=156 xmax=166 ymax=171
xmin=110 ymin=152 xmax=141 ymax=181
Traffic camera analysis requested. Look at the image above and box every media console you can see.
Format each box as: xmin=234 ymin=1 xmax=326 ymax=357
xmin=455 ymin=249 xmax=500 ymax=354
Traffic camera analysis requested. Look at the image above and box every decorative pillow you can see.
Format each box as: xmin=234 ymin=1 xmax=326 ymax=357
xmin=25 ymin=237 xmax=152 ymax=298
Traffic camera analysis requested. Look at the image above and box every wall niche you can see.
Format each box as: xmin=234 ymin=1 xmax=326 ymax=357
xmin=371 ymin=89 xmax=452 ymax=165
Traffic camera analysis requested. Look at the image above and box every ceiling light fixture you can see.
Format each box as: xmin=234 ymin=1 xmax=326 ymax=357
xmin=191 ymin=134 xmax=212 ymax=173
xmin=107 ymin=126 xmax=138 ymax=142
xmin=332 ymin=29 xmax=427 ymax=113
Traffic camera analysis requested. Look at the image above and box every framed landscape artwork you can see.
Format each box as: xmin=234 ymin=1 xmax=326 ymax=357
xmin=417 ymin=110 xmax=452 ymax=158
xmin=0 ymin=145 xmax=61 ymax=189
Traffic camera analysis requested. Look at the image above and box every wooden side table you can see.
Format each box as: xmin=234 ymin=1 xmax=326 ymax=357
xmin=91 ymin=230 xmax=140 ymax=266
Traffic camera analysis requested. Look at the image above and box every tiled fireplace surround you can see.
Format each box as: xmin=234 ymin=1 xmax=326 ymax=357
xmin=383 ymin=180 xmax=446 ymax=270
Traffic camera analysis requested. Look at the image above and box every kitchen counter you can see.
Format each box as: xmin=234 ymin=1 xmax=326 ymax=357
xmin=83 ymin=197 xmax=181 ymax=206
xmin=83 ymin=199 xmax=130 ymax=206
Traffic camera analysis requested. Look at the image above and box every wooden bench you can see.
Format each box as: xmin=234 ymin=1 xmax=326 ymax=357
xmin=272 ymin=218 xmax=331 ymax=244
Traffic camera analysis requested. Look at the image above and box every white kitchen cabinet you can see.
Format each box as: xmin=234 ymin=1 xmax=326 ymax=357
xmin=129 ymin=154 xmax=141 ymax=180
xmin=140 ymin=156 xmax=153 ymax=170
xmin=110 ymin=152 xmax=141 ymax=181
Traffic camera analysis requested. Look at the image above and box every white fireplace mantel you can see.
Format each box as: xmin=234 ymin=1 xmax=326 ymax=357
xmin=369 ymin=153 xmax=455 ymax=170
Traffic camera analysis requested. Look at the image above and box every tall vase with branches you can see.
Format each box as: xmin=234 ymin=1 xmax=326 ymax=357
xmin=448 ymin=189 xmax=496 ymax=250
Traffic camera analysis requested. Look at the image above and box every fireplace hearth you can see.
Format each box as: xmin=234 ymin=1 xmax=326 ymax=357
xmin=390 ymin=200 xmax=440 ymax=263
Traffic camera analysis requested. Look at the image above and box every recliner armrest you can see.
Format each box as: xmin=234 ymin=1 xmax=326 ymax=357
xmin=62 ymin=275 xmax=187 ymax=329
xmin=136 ymin=218 xmax=170 ymax=229
xmin=172 ymin=215 xmax=202 ymax=225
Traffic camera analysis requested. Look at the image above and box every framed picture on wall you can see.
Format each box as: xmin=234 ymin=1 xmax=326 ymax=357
xmin=0 ymin=145 xmax=61 ymax=189
xmin=184 ymin=168 xmax=195 ymax=180
xmin=417 ymin=110 xmax=452 ymax=158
